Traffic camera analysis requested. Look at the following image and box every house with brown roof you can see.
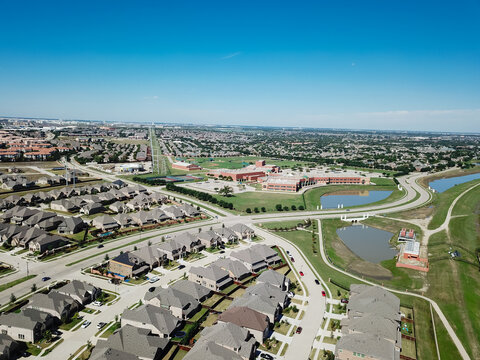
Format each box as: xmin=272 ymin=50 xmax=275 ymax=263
xmin=218 ymin=306 xmax=270 ymax=343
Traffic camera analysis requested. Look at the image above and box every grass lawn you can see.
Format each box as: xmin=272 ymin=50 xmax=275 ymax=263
xmin=258 ymin=339 xmax=283 ymax=355
xmin=322 ymin=336 xmax=338 ymax=345
xmin=189 ymin=307 xmax=208 ymax=322
xmin=280 ymin=344 xmax=289 ymax=356
xmin=59 ymin=314 xmax=84 ymax=331
xmin=99 ymin=322 xmax=121 ymax=338
xmin=201 ymin=313 xmax=218 ymax=327
xmin=282 ymin=306 xmax=300 ymax=319
xmin=400 ymin=338 xmax=417 ymax=359
xmin=274 ymin=320 xmax=292 ymax=336
xmin=67 ymin=345 xmax=92 ymax=360
xmin=41 ymin=338 xmax=64 ymax=357
xmin=229 ymin=288 xmax=246 ymax=298
xmin=0 ymin=274 xmax=36 ymax=293
xmin=172 ymin=348 xmax=188 ymax=360
xmin=202 ymin=294 xmax=222 ymax=307
xmin=220 ymin=283 xmax=238 ymax=295
xmin=80 ymin=307 xmax=96 ymax=314
xmin=213 ymin=298 xmax=232 ymax=312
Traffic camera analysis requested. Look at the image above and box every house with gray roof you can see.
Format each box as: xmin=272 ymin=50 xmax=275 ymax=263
xmin=149 ymin=208 xmax=170 ymax=222
xmin=26 ymin=292 xmax=80 ymax=321
xmin=335 ymin=332 xmax=400 ymax=360
xmin=130 ymin=210 xmax=156 ymax=226
xmin=0 ymin=308 xmax=54 ymax=343
xmin=185 ymin=322 xmax=256 ymax=360
xmin=340 ymin=314 xmax=402 ymax=347
xmin=22 ymin=211 xmax=56 ymax=227
xmin=113 ymin=213 xmax=133 ymax=228
xmin=121 ymin=304 xmax=182 ymax=338
xmin=28 ymin=234 xmax=69 ymax=254
xmin=109 ymin=201 xmax=128 ymax=214
xmin=256 ymin=269 xmax=290 ymax=291
xmin=94 ymin=325 xmax=169 ymax=360
xmin=229 ymin=224 xmax=255 ymax=239
xmin=0 ymin=224 xmax=28 ymax=243
xmin=212 ymin=258 xmax=250 ymax=281
xmin=157 ymin=233 xmax=204 ymax=261
xmin=188 ymin=265 xmax=233 ymax=291
xmin=162 ymin=206 xmax=184 ymax=220
xmin=57 ymin=217 xmax=86 ymax=234
xmin=80 ymin=202 xmax=106 ymax=215
xmin=50 ymin=199 xmax=78 ymax=213
xmin=197 ymin=230 xmax=221 ymax=248
xmin=11 ymin=227 xmax=47 ymax=248
xmin=170 ymin=280 xmax=212 ymax=302
xmin=89 ymin=347 xmax=139 ymax=360
xmin=214 ymin=227 xmax=239 ymax=244
xmin=0 ymin=334 xmax=21 ymax=360
xmin=230 ymin=247 xmax=267 ymax=273
xmin=347 ymin=285 xmax=401 ymax=322
xmin=144 ymin=287 xmax=200 ymax=319
xmin=54 ymin=280 xmax=101 ymax=305
xmin=245 ymin=283 xmax=289 ymax=308
xmin=10 ymin=207 xmax=39 ymax=225
xmin=230 ymin=294 xmax=279 ymax=323
xmin=178 ymin=203 xmax=199 ymax=217
xmin=36 ymin=215 xmax=64 ymax=231
xmin=92 ymin=215 xmax=120 ymax=232
xmin=108 ymin=252 xmax=150 ymax=279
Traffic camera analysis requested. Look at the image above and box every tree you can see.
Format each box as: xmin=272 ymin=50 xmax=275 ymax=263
xmin=10 ymin=293 xmax=16 ymax=303
xmin=218 ymin=186 xmax=233 ymax=197
xmin=104 ymin=254 xmax=109 ymax=261
xmin=133 ymin=246 xmax=138 ymax=251
xmin=44 ymin=330 xmax=52 ymax=343
xmin=275 ymin=204 xmax=283 ymax=211
xmin=246 ymin=208 xmax=252 ymax=213
xmin=298 ymin=205 xmax=305 ymax=210
xmin=261 ymin=207 xmax=266 ymax=212
xmin=31 ymin=284 xmax=37 ymax=292
xmin=254 ymin=207 xmax=259 ymax=213
xmin=291 ymin=205 xmax=297 ymax=211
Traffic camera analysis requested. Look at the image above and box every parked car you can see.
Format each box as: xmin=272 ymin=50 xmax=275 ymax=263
xmin=148 ymin=287 xmax=156 ymax=292
xmin=41 ymin=276 xmax=51 ymax=282
xmin=97 ymin=244 xmax=104 ymax=248
xmin=178 ymin=265 xmax=185 ymax=270
xmin=287 ymin=291 xmax=294 ymax=298
xmin=81 ymin=320 xmax=91 ymax=329
xmin=321 ymin=291 xmax=326 ymax=297
xmin=299 ymin=271 xmax=304 ymax=276
xmin=92 ymin=301 xmax=103 ymax=306
xmin=219 ymin=250 xmax=225 ymax=254
xmin=296 ymin=326 xmax=303 ymax=334
xmin=341 ymin=298 xmax=349 ymax=304
xmin=314 ymin=279 xmax=320 ymax=285
xmin=149 ymin=276 xmax=160 ymax=283
xmin=97 ymin=322 xmax=106 ymax=330
xmin=260 ymin=353 xmax=274 ymax=360
xmin=290 ymin=257 xmax=295 ymax=262
xmin=286 ymin=250 xmax=290 ymax=255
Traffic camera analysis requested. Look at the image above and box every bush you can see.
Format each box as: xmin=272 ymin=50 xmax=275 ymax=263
xmin=275 ymin=204 xmax=283 ymax=211
xmin=291 ymin=205 xmax=297 ymax=211
xmin=254 ymin=207 xmax=259 ymax=213
xmin=246 ymin=208 xmax=252 ymax=213
xmin=261 ymin=207 xmax=266 ymax=212
xmin=298 ymin=205 xmax=305 ymax=210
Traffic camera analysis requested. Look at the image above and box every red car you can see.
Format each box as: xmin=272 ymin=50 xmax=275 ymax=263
xmin=299 ymin=271 xmax=304 ymax=276
xmin=290 ymin=257 xmax=295 ymax=262
xmin=296 ymin=326 xmax=303 ymax=334
xmin=322 ymin=291 xmax=326 ymax=297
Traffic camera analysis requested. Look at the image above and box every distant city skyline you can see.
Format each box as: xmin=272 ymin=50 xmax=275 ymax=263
xmin=0 ymin=1 xmax=479 ymax=132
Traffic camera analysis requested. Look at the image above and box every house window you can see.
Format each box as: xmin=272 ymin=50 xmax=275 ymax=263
xmin=18 ymin=334 xmax=25 ymax=339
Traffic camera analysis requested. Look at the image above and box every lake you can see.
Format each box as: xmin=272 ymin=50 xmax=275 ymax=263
xmin=336 ymin=225 xmax=397 ymax=263
xmin=320 ymin=190 xmax=393 ymax=209
xmin=429 ymin=173 xmax=480 ymax=193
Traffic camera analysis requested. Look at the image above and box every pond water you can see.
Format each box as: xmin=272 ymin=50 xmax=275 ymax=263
xmin=429 ymin=173 xmax=480 ymax=193
xmin=336 ymin=225 xmax=397 ymax=263
xmin=320 ymin=190 xmax=393 ymax=209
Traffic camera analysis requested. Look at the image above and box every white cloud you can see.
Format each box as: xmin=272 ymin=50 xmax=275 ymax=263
xmin=221 ymin=52 xmax=242 ymax=60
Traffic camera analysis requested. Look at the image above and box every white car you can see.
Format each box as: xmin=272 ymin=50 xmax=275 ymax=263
xmin=287 ymin=292 xmax=294 ymax=298
xmin=92 ymin=301 xmax=103 ymax=306
xmin=149 ymin=276 xmax=159 ymax=283
xmin=81 ymin=320 xmax=91 ymax=329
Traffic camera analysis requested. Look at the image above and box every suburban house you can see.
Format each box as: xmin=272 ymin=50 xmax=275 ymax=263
xmin=50 ymin=199 xmax=79 ymax=213
xmin=109 ymin=201 xmax=128 ymax=214
xmin=157 ymin=233 xmax=204 ymax=261
xmin=0 ymin=334 xmax=21 ymax=360
xmin=197 ymin=230 xmax=222 ymax=248
xmin=230 ymin=294 xmax=279 ymax=323
xmin=54 ymin=280 xmax=101 ymax=305
xmin=178 ymin=203 xmax=200 ymax=217
xmin=188 ymin=265 xmax=233 ymax=291
xmin=22 ymin=211 xmax=56 ymax=227
xmin=256 ymin=269 xmax=290 ymax=291
xmin=28 ymin=234 xmax=69 ymax=253
xmin=130 ymin=210 xmax=156 ymax=226
xmin=93 ymin=324 xmax=170 ymax=360
xmin=113 ymin=213 xmax=133 ymax=228
xmin=36 ymin=215 xmax=65 ymax=231
xmin=0 ymin=308 xmax=54 ymax=343
xmin=144 ymin=287 xmax=200 ymax=319
xmin=26 ymin=292 xmax=80 ymax=321
xmin=162 ymin=206 xmax=184 ymax=220
xmin=212 ymin=258 xmax=250 ymax=281
xmin=245 ymin=283 xmax=289 ymax=308
xmin=170 ymin=280 xmax=212 ymax=303
xmin=57 ymin=217 xmax=86 ymax=234
xmin=217 ymin=306 xmax=270 ymax=343
xmin=80 ymin=202 xmax=106 ymax=215
xmin=92 ymin=215 xmax=120 ymax=232
xmin=335 ymin=285 xmax=402 ymax=360
xmin=230 ymin=224 xmax=255 ymax=239
xmin=184 ymin=322 xmax=256 ymax=360
xmin=121 ymin=304 xmax=182 ymax=338
xmin=214 ymin=227 xmax=239 ymax=244
xmin=108 ymin=252 xmax=150 ymax=279
xmin=230 ymin=245 xmax=281 ymax=273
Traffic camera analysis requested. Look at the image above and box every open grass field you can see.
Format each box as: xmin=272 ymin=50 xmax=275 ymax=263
xmin=424 ymin=185 xmax=480 ymax=358
xmin=259 ymin=221 xmax=456 ymax=359
xmin=211 ymin=182 xmax=401 ymax=213
xmin=191 ymin=156 xmax=315 ymax=170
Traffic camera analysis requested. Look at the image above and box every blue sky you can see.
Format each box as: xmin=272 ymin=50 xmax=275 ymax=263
xmin=0 ymin=0 xmax=479 ymax=131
